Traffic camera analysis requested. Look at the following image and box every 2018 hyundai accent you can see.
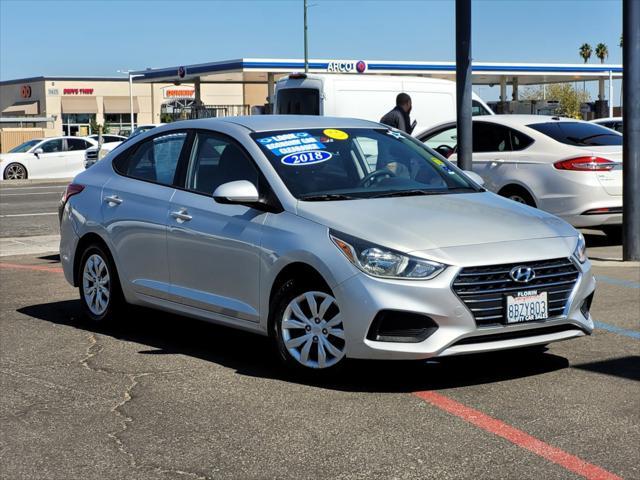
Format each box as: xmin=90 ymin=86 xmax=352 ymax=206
xmin=59 ymin=116 xmax=596 ymax=371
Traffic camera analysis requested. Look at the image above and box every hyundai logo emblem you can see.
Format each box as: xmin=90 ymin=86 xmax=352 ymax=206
xmin=510 ymin=266 xmax=535 ymax=283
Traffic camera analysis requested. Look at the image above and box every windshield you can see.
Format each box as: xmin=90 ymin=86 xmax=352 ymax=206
xmin=251 ymin=128 xmax=481 ymax=200
xmin=9 ymin=139 xmax=41 ymax=153
xmin=527 ymin=121 xmax=622 ymax=146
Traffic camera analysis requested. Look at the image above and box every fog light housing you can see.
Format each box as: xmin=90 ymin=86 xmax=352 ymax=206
xmin=580 ymin=292 xmax=594 ymax=319
xmin=366 ymin=311 xmax=438 ymax=343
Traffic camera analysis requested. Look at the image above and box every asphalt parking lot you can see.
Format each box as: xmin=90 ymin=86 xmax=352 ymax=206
xmin=1 ymin=180 xmax=638 ymax=480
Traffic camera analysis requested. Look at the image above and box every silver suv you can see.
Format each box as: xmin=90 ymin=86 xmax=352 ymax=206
xmin=59 ymin=116 xmax=595 ymax=371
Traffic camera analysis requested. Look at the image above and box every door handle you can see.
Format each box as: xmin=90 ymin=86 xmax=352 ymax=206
xmin=170 ymin=209 xmax=192 ymax=223
xmin=104 ymin=195 xmax=123 ymax=206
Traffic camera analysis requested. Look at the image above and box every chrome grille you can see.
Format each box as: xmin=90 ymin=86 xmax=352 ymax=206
xmin=452 ymin=258 xmax=579 ymax=327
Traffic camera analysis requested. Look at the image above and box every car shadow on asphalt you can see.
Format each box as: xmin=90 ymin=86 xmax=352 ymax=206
xmin=572 ymin=356 xmax=640 ymax=382
xmin=18 ymin=299 xmax=574 ymax=393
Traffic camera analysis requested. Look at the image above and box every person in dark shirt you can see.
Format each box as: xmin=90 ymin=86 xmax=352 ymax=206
xmin=380 ymin=93 xmax=416 ymax=134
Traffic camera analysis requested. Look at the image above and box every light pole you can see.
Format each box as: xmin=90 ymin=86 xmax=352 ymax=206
xmin=303 ymin=1 xmax=317 ymax=73
xmin=622 ymin=0 xmax=639 ymax=260
xmin=455 ymin=0 xmax=473 ymax=171
xmin=117 ymin=69 xmax=135 ymax=133
xmin=304 ymin=0 xmax=308 ymax=73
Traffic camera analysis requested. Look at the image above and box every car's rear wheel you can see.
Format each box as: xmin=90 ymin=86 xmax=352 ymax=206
xmin=271 ymin=279 xmax=346 ymax=372
xmin=3 ymin=163 xmax=27 ymax=180
xmin=499 ymin=186 xmax=536 ymax=207
xmin=78 ymin=244 xmax=122 ymax=323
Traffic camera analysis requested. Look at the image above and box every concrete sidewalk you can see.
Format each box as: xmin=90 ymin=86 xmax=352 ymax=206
xmin=0 ymin=235 xmax=60 ymax=257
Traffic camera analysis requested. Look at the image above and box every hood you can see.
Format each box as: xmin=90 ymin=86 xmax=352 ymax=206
xmin=296 ymin=192 xmax=577 ymax=253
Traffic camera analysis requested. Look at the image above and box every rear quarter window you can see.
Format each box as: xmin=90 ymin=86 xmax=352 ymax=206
xmin=527 ymin=121 xmax=622 ymax=146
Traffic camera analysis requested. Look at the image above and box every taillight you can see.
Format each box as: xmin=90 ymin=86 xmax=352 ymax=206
xmin=61 ymin=183 xmax=85 ymax=204
xmin=554 ymin=156 xmax=615 ymax=171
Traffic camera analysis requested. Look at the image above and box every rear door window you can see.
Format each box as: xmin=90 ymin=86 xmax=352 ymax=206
xmin=473 ymin=123 xmax=512 ymax=152
xmin=115 ymin=132 xmax=187 ymax=185
xmin=66 ymin=138 xmax=91 ymax=151
xmin=527 ymin=121 xmax=622 ymax=146
xmin=276 ymin=89 xmax=320 ymax=115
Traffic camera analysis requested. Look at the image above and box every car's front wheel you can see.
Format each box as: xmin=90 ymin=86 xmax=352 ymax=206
xmin=78 ymin=244 xmax=122 ymax=323
xmin=3 ymin=163 xmax=27 ymax=180
xmin=271 ymin=279 xmax=347 ymax=371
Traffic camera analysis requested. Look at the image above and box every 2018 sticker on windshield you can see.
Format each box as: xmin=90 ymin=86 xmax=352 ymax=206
xmin=281 ymin=150 xmax=333 ymax=166
xmin=257 ymin=132 xmax=325 ymax=156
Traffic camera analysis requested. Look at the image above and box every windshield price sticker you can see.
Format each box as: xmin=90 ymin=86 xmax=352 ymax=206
xmin=323 ymin=129 xmax=349 ymax=140
xmin=281 ymin=150 xmax=333 ymax=166
xmin=258 ymin=132 xmax=325 ymax=156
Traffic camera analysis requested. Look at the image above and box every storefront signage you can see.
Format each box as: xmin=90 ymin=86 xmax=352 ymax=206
xmin=162 ymin=86 xmax=195 ymax=99
xmin=326 ymin=60 xmax=366 ymax=74
xmin=63 ymin=88 xmax=94 ymax=95
xmin=48 ymin=88 xmax=59 ymax=96
xmin=20 ymin=85 xmax=32 ymax=98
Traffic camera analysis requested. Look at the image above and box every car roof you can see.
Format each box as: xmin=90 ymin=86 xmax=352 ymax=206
xmin=165 ymin=115 xmax=383 ymax=133
xmin=470 ymin=114 xmax=587 ymax=127
xmin=591 ymin=117 xmax=623 ymax=122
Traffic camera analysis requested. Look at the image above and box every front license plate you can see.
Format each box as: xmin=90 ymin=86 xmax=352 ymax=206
xmin=505 ymin=290 xmax=548 ymax=324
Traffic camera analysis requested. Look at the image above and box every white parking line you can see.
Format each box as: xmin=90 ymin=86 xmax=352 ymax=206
xmin=0 ymin=212 xmax=58 ymax=218
xmin=0 ymin=186 xmax=67 ymax=191
xmin=0 ymin=192 xmax=63 ymax=196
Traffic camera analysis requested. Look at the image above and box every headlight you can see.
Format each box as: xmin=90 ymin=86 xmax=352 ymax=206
xmin=574 ymin=233 xmax=587 ymax=263
xmin=330 ymin=230 xmax=446 ymax=280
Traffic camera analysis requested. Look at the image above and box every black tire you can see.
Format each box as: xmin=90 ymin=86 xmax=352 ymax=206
xmin=499 ymin=186 xmax=536 ymax=207
xmin=3 ymin=162 xmax=27 ymax=180
xmin=78 ymin=244 xmax=123 ymax=323
xmin=270 ymin=278 xmax=346 ymax=374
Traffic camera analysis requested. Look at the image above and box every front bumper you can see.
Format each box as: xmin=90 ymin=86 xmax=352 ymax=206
xmin=334 ymin=257 xmax=595 ymax=360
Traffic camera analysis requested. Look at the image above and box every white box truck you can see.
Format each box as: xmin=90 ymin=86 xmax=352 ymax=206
xmin=274 ymin=73 xmax=493 ymax=134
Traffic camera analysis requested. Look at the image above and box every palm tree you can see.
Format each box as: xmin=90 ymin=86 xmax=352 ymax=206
xmin=579 ymin=43 xmax=592 ymax=63
xmin=595 ymin=43 xmax=609 ymax=63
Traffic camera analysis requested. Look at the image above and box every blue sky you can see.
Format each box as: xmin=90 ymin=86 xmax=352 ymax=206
xmin=0 ymin=0 xmax=624 ymax=102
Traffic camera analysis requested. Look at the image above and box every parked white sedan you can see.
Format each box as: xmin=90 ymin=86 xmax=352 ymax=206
xmin=417 ymin=115 xmax=623 ymax=237
xmin=1 ymin=136 xmax=97 ymax=180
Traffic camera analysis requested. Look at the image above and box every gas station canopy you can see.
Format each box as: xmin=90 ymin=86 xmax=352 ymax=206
xmin=131 ymin=58 xmax=623 ymax=85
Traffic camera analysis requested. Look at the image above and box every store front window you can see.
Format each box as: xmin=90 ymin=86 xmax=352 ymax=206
xmin=62 ymin=113 xmax=95 ymax=136
xmin=104 ymin=113 xmax=138 ymax=135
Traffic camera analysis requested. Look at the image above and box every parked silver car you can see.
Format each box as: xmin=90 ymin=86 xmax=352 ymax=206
xmin=59 ymin=116 xmax=595 ymax=371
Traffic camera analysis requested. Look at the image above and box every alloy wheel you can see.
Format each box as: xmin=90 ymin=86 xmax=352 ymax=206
xmin=509 ymin=194 xmax=528 ymax=205
xmin=82 ymin=254 xmax=111 ymax=316
xmin=281 ymin=291 xmax=346 ymax=369
xmin=4 ymin=164 xmax=26 ymax=180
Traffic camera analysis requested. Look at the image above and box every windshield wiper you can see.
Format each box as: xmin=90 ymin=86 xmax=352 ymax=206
xmin=299 ymin=193 xmax=359 ymax=201
xmin=371 ymin=189 xmax=440 ymax=198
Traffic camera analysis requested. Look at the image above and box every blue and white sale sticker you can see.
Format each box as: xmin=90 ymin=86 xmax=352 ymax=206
xmin=257 ymin=132 xmax=324 ymax=156
xmin=281 ymin=150 xmax=333 ymax=166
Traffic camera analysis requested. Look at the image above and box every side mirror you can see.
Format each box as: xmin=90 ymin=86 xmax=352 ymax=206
xmin=212 ymin=180 xmax=259 ymax=204
xmin=464 ymin=170 xmax=485 ymax=186
xmin=33 ymin=147 xmax=44 ymax=157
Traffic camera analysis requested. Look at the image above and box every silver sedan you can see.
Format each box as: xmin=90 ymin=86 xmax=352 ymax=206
xmin=59 ymin=116 xmax=595 ymax=371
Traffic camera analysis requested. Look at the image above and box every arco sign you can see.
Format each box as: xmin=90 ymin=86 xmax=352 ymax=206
xmin=326 ymin=60 xmax=367 ymax=74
